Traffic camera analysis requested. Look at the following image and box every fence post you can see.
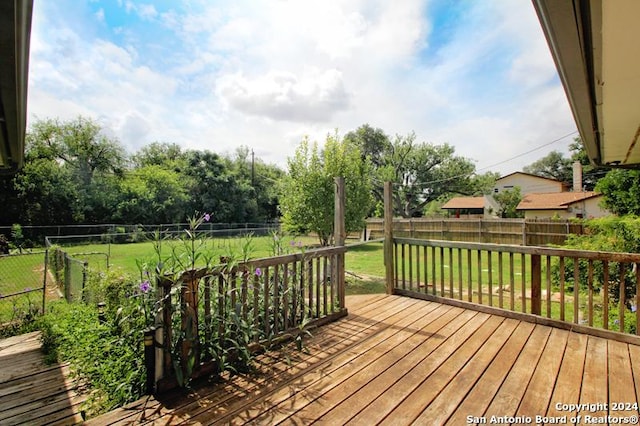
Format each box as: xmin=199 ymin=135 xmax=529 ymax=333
xmin=531 ymin=254 xmax=541 ymax=315
xmin=384 ymin=182 xmax=395 ymax=294
xmin=43 ymin=250 xmax=48 ymax=314
xmin=64 ymin=252 xmax=71 ymax=302
xmin=334 ymin=177 xmax=346 ymax=309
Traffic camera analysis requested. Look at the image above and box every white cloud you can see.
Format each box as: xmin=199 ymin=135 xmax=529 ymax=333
xmin=26 ymin=0 xmax=577 ymax=174
xmin=217 ymin=68 xmax=350 ymax=122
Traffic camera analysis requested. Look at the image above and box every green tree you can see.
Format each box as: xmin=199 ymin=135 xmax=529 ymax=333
xmin=595 ymin=169 xmax=640 ymax=215
xmin=523 ymin=150 xmax=573 ymax=185
xmin=13 ymin=158 xmax=81 ymax=225
xmin=493 ymin=187 xmax=524 ymax=218
xmin=378 ymin=133 xmax=496 ymax=218
xmin=344 ymin=125 xmax=497 ymax=218
xmin=115 ymin=165 xmax=190 ymax=224
xmin=25 ymin=117 xmax=126 ymax=222
xmin=280 ymin=133 xmax=373 ymax=246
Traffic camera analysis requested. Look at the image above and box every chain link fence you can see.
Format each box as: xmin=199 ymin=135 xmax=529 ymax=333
xmin=0 ymin=251 xmax=47 ymax=325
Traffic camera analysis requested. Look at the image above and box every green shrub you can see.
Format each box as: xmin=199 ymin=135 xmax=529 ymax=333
xmin=39 ymin=272 xmax=150 ymax=417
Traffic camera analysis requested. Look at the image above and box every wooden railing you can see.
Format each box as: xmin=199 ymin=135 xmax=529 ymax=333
xmin=152 ymin=245 xmax=347 ymax=392
xmin=391 ymin=237 xmax=640 ymax=338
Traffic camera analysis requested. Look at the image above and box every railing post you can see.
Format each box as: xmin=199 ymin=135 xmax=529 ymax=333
xmin=531 ymin=254 xmax=541 ymax=315
xmin=334 ymin=177 xmax=346 ymax=309
xmin=384 ymin=181 xmax=395 ymax=294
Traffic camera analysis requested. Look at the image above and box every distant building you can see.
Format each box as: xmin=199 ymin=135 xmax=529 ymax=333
xmin=516 ymin=192 xmax=607 ymax=219
xmin=441 ymin=196 xmax=499 ymax=219
xmin=493 ymin=172 xmax=566 ymax=195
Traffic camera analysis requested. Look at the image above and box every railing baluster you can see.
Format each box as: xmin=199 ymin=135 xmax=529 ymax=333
xmin=546 ymin=256 xmax=551 ymax=318
xmin=619 ymin=264 xmax=626 ymax=332
xmin=440 ymin=247 xmax=445 ymax=296
xmin=274 ymin=264 xmax=279 ymax=335
xmin=322 ymin=256 xmax=328 ymax=316
xmin=394 ymin=242 xmax=399 ymax=290
xmin=204 ymin=276 xmax=212 ymax=357
xmin=401 ymin=244 xmax=406 ymax=290
xmin=283 ymin=263 xmax=289 ymax=329
xmin=487 ymin=251 xmax=493 ymax=307
xmin=449 ymin=247 xmax=454 ymax=299
xmin=416 ymin=244 xmax=421 ymax=291
xmin=588 ymin=260 xmax=594 ymax=326
xmin=423 ymin=246 xmax=428 ymax=294
xmin=603 ymin=260 xmax=609 ymax=330
xmin=315 ymin=257 xmax=320 ymax=318
xmin=307 ymin=259 xmax=313 ymax=318
xmin=520 ymin=254 xmax=526 ymax=314
xmin=467 ymin=249 xmax=472 ymax=302
xmin=498 ymin=252 xmax=504 ymax=308
xmin=264 ymin=266 xmax=270 ymax=337
xmin=457 ymin=248 xmax=463 ymax=301
xmin=635 ymin=263 xmax=640 ymax=336
xmin=559 ymin=257 xmax=565 ymax=321
xmin=432 ymin=246 xmax=437 ymax=296
xmin=574 ymin=258 xmax=579 ymax=324
xmin=509 ymin=252 xmax=515 ymax=311
xmin=477 ymin=250 xmax=483 ymax=305
xmin=408 ymin=243 xmax=413 ymax=291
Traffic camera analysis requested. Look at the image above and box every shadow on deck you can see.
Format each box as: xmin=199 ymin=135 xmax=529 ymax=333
xmin=0 ymin=331 xmax=83 ymax=425
xmin=88 ymin=294 xmax=640 ymax=425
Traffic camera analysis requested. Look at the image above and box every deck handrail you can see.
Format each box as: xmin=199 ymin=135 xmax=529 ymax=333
xmin=152 ymin=244 xmax=348 ymax=393
xmin=392 ymin=237 xmax=640 ymax=338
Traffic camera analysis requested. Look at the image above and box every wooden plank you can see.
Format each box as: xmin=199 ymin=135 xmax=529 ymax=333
xmin=376 ymin=315 xmax=506 ymax=425
xmin=545 ymin=332 xmax=588 ymax=418
xmin=263 ymin=305 xmax=471 ymax=425
xmin=481 ymin=325 xmax=552 ymax=418
xmin=516 ymin=328 xmax=569 ymax=417
xmin=607 ymin=340 xmax=637 ymax=417
xmin=410 ymin=318 xmax=519 ymax=425
xmin=191 ymin=301 xmax=447 ymax=425
xmin=628 ymin=345 xmax=640 ymax=410
xmin=344 ymin=312 xmax=493 ymax=425
xmin=90 ymin=296 xmax=425 ymax=426
xmin=445 ymin=321 xmax=535 ymax=425
xmin=579 ymin=336 xmax=609 ymax=418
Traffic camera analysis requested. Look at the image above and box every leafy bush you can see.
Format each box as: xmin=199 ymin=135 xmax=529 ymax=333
xmin=39 ymin=279 xmax=149 ymax=417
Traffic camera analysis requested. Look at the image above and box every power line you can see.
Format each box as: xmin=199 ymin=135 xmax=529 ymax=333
xmin=371 ymin=130 xmax=579 ymax=188
xmin=475 ymin=130 xmax=578 ymax=173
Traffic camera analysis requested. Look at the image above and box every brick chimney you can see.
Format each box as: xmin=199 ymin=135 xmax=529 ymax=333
xmin=572 ymin=161 xmax=583 ymax=192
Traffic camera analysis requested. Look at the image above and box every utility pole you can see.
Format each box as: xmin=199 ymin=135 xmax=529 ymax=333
xmin=251 ymin=149 xmax=255 ymax=186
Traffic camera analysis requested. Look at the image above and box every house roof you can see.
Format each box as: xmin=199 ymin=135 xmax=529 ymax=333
xmin=0 ymin=0 xmax=33 ymax=174
xmin=533 ymin=0 xmax=640 ymax=168
xmin=497 ymin=171 xmax=563 ymax=184
xmin=517 ymin=191 xmax=601 ymax=210
xmin=441 ymin=196 xmax=485 ymax=210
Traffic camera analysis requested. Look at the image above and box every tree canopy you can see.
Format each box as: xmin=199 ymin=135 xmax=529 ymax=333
xmin=1 ymin=117 xmax=284 ymax=227
xmin=279 ymin=133 xmax=373 ymax=245
xmin=345 ymin=125 xmax=498 ymax=218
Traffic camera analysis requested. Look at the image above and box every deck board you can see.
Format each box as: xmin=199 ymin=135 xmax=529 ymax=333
xmin=86 ymin=294 xmax=640 ymax=425
xmin=0 ymin=331 xmax=82 ymax=426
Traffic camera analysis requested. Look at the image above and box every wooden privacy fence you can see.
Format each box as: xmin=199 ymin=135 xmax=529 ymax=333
xmin=151 ymin=245 xmax=347 ymax=392
xmin=390 ymin=237 xmax=640 ymax=339
xmin=366 ymin=218 xmax=584 ymax=246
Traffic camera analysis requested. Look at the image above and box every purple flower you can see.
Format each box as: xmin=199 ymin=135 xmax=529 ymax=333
xmin=24 ymin=287 xmax=31 ymax=292
xmin=297 ymin=241 xmax=303 ymax=247
xmin=255 ymin=267 xmax=262 ymax=277
xmin=632 ymin=305 xmax=637 ymax=313
xmin=289 ymin=240 xmax=296 ymax=247
xmin=139 ymin=280 xmax=151 ymax=293
xmin=614 ymin=319 xmax=620 ymax=325
xmin=204 ymin=213 xmax=211 ymax=222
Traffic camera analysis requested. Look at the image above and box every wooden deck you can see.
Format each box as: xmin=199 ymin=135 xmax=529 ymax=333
xmin=87 ymin=294 xmax=640 ymax=425
xmin=0 ymin=331 xmax=84 ymax=425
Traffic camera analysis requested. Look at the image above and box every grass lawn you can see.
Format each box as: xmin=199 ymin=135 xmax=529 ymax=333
xmin=62 ymin=236 xmax=387 ymax=295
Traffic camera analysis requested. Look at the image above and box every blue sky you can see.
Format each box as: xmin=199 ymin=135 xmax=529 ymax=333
xmin=27 ymin=0 xmax=577 ymax=174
